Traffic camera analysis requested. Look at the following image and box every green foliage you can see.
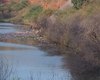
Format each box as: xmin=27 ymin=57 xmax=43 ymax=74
xmin=72 ymin=0 xmax=86 ymax=9
xmin=10 ymin=0 xmax=29 ymax=11
xmin=23 ymin=5 xmax=43 ymax=20
xmin=16 ymin=0 xmax=29 ymax=10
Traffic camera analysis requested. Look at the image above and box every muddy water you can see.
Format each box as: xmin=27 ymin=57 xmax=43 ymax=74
xmin=0 ymin=23 xmax=72 ymax=80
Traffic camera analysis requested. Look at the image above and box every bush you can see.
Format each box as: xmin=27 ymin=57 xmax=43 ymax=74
xmin=23 ymin=5 xmax=43 ymax=21
xmin=9 ymin=0 xmax=29 ymax=11
xmin=72 ymin=0 xmax=88 ymax=9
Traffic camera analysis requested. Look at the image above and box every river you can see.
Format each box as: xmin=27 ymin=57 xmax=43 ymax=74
xmin=0 ymin=23 xmax=72 ymax=80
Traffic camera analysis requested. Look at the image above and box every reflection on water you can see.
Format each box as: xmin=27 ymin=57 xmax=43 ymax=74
xmin=0 ymin=56 xmax=12 ymax=80
xmin=0 ymin=42 xmax=72 ymax=80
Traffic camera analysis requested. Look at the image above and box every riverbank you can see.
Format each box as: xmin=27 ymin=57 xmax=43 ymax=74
xmin=0 ymin=30 xmax=43 ymax=45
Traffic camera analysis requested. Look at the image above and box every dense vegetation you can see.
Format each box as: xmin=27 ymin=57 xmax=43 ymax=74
xmin=0 ymin=0 xmax=100 ymax=68
xmin=72 ymin=0 xmax=89 ymax=9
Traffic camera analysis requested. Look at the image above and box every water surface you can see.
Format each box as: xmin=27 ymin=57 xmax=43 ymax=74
xmin=0 ymin=23 xmax=20 ymax=34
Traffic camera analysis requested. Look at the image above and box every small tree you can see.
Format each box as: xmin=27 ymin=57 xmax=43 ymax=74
xmin=72 ymin=0 xmax=87 ymax=9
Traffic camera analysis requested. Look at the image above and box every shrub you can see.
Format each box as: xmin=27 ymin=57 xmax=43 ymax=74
xmin=9 ymin=0 xmax=29 ymax=11
xmin=72 ymin=0 xmax=89 ymax=9
xmin=23 ymin=5 xmax=43 ymax=21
